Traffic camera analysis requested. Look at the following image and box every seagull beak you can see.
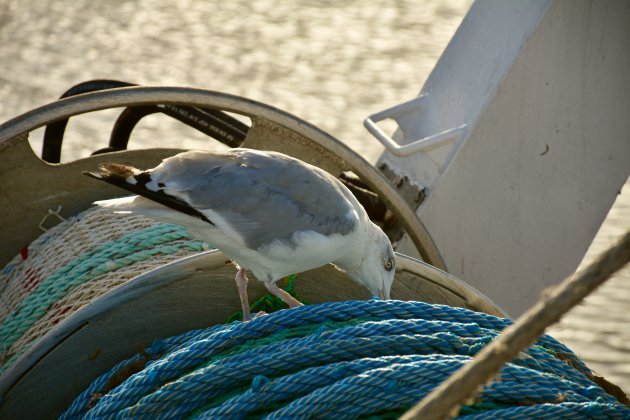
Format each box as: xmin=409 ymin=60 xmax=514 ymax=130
xmin=377 ymin=288 xmax=389 ymax=300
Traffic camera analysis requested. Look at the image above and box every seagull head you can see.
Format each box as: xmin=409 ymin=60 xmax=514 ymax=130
xmin=335 ymin=222 xmax=396 ymax=300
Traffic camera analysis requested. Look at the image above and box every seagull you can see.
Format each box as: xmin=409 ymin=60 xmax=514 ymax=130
xmin=85 ymin=148 xmax=395 ymax=321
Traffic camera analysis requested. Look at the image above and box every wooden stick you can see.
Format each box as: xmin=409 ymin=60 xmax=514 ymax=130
xmin=401 ymin=230 xmax=630 ymax=420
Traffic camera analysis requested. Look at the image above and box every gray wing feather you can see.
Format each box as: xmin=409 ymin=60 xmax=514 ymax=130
xmin=151 ymin=149 xmax=359 ymax=249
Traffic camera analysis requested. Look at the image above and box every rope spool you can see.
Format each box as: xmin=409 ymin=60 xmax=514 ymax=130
xmin=0 ymin=207 xmax=208 ymax=373
xmin=61 ymin=300 xmax=629 ymax=419
xmin=1 ymin=199 xmax=627 ymax=419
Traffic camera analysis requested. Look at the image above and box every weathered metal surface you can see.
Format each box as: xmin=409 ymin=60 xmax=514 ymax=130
xmin=0 ymin=88 xmax=446 ymax=269
xmin=0 ymin=250 xmax=503 ymax=419
xmin=0 ymin=135 xmax=181 ymax=269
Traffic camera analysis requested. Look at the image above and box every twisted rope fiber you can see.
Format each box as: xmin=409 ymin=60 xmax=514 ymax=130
xmin=264 ymin=360 xmax=613 ymax=419
xmin=61 ymin=324 xmax=226 ymax=419
xmin=119 ymin=333 xmax=603 ymax=418
xmin=62 ymin=300 xmax=629 ymax=419
xmin=198 ymin=354 xmax=609 ymax=419
xmin=75 ymin=299 xmax=580 ymax=417
xmin=0 ymin=206 xmax=209 ymax=376
xmin=117 ymin=334 xmax=493 ymax=418
xmin=0 ymin=223 xmax=205 ymax=359
xmin=198 ymin=355 xmax=467 ymax=418
xmin=204 ymin=319 xmax=593 ymax=389
xmin=206 ymin=319 xmax=480 ymax=367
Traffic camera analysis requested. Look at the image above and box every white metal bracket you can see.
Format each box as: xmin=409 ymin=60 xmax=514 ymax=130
xmin=364 ymin=94 xmax=467 ymax=157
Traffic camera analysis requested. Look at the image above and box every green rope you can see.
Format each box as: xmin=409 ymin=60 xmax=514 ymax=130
xmin=0 ymin=223 xmax=206 ymax=372
xmin=225 ymin=274 xmax=307 ymax=323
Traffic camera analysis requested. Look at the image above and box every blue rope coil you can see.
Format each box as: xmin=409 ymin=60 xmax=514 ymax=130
xmin=61 ymin=299 xmax=630 ymax=419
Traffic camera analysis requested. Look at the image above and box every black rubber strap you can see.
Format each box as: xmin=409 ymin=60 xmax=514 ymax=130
xmin=41 ymin=80 xmax=250 ymax=163
xmin=42 ymin=80 xmax=135 ymax=163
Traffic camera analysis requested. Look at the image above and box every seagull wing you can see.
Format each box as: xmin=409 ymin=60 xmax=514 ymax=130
xmin=90 ymin=149 xmax=361 ymax=250
xmin=153 ymin=149 xmax=360 ymax=249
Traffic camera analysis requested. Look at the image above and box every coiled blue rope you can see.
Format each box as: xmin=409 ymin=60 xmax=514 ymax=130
xmin=61 ymin=299 xmax=629 ymax=419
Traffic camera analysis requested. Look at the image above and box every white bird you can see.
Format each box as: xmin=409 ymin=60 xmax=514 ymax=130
xmin=85 ymin=148 xmax=395 ymax=321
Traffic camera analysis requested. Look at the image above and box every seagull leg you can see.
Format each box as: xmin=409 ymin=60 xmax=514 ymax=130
xmin=235 ymin=268 xmax=252 ymax=321
xmin=265 ymin=281 xmax=304 ymax=308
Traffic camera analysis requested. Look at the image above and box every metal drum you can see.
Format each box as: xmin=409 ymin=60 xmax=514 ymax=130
xmin=0 ymin=86 xmax=503 ymax=418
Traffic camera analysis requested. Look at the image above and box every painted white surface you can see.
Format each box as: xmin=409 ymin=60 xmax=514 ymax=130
xmin=378 ymin=1 xmax=551 ymax=191
xmin=378 ymin=0 xmax=630 ymax=316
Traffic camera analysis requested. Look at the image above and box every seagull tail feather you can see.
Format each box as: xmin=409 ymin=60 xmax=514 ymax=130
xmin=83 ymin=163 xmax=214 ymax=225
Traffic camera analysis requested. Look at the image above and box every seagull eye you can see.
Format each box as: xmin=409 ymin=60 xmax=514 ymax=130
xmin=384 ymin=258 xmax=394 ymax=271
